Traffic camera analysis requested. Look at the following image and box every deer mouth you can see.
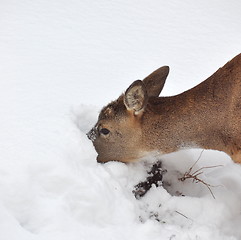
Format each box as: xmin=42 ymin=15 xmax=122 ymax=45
xmin=97 ymin=155 xmax=140 ymax=164
xmin=96 ymin=155 xmax=109 ymax=163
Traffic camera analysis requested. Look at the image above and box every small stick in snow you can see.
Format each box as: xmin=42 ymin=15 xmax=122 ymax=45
xmin=178 ymin=150 xmax=223 ymax=199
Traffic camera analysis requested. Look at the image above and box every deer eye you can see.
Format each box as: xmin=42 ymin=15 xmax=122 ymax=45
xmin=100 ymin=128 xmax=110 ymax=135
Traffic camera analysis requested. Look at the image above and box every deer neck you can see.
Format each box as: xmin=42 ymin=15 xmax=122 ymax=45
xmin=142 ymin=80 xmax=229 ymax=155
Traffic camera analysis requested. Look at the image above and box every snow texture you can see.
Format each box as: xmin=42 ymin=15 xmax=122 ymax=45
xmin=0 ymin=0 xmax=241 ymax=239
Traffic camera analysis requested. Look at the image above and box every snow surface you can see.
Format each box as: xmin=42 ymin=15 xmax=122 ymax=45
xmin=0 ymin=0 xmax=241 ymax=239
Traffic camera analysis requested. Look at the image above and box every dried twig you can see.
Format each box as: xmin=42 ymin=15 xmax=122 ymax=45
xmin=175 ymin=210 xmax=189 ymax=220
xmin=178 ymin=150 xmax=223 ymax=199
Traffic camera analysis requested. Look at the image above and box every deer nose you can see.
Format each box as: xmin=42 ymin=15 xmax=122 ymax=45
xmin=86 ymin=127 xmax=97 ymax=142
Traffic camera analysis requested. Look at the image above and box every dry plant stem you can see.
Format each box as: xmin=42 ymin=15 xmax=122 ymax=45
xmin=175 ymin=210 xmax=189 ymax=220
xmin=179 ymin=150 xmax=223 ymax=199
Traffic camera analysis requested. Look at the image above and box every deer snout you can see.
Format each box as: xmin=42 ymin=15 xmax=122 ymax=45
xmin=96 ymin=155 xmax=107 ymax=164
xmin=86 ymin=127 xmax=98 ymax=142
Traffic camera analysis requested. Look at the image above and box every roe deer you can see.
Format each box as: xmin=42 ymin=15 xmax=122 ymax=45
xmin=87 ymin=54 xmax=241 ymax=163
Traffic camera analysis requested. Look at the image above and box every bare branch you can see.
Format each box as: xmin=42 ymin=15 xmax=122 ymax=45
xmin=175 ymin=210 xmax=189 ymax=219
xmin=191 ymin=165 xmax=223 ymax=176
xmin=178 ymin=150 xmax=223 ymax=199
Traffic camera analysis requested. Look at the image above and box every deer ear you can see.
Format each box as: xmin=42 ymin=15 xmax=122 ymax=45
xmin=124 ymin=80 xmax=148 ymax=114
xmin=143 ymin=66 xmax=169 ymax=97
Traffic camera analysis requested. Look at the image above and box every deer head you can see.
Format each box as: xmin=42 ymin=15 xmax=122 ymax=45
xmin=87 ymin=66 xmax=170 ymax=163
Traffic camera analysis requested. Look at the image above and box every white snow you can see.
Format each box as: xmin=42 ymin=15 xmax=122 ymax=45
xmin=0 ymin=0 xmax=241 ymax=239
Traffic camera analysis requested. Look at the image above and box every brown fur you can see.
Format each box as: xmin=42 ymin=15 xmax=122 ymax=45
xmin=87 ymin=54 xmax=241 ymax=163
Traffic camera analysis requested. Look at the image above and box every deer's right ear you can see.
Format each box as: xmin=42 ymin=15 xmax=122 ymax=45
xmin=143 ymin=66 xmax=169 ymax=97
xmin=124 ymin=80 xmax=148 ymax=114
